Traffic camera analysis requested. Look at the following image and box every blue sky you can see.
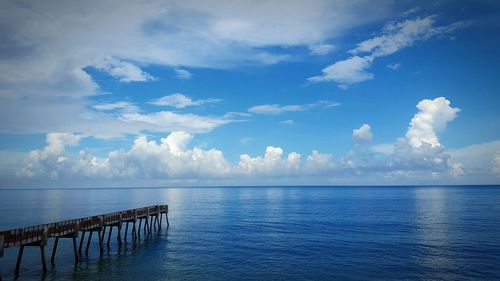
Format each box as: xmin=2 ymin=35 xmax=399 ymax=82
xmin=0 ymin=0 xmax=499 ymax=187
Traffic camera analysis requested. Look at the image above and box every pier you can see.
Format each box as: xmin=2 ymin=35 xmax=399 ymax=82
xmin=0 ymin=204 xmax=168 ymax=279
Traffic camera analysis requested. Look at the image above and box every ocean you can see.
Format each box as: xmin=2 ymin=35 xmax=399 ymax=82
xmin=0 ymin=186 xmax=499 ymax=280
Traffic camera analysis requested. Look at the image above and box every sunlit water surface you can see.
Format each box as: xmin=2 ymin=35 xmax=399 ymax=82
xmin=0 ymin=186 xmax=499 ymax=280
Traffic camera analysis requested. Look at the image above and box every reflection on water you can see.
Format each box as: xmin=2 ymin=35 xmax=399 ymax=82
xmin=414 ymin=187 xmax=456 ymax=278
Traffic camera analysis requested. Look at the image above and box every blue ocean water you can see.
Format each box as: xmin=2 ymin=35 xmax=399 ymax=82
xmin=0 ymin=186 xmax=499 ymax=280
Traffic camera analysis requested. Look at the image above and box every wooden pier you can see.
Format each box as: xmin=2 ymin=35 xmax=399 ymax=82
xmin=0 ymin=204 xmax=168 ymax=279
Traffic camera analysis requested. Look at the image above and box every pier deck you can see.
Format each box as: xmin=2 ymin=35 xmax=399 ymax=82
xmin=0 ymin=204 xmax=168 ymax=279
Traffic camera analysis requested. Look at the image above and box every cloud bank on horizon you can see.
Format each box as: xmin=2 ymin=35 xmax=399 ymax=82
xmin=0 ymin=0 xmax=498 ymax=187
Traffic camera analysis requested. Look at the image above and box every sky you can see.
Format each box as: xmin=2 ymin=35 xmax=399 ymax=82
xmin=0 ymin=0 xmax=499 ymax=188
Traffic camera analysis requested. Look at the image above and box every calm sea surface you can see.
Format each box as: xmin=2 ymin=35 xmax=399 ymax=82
xmin=0 ymin=186 xmax=499 ymax=280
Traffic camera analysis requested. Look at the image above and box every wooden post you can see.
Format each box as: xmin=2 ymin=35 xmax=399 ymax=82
xmin=85 ymin=231 xmax=93 ymax=256
xmin=132 ymin=221 xmax=137 ymax=241
xmin=117 ymin=224 xmax=122 ymax=245
xmin=41 ymin=227 xmax=48 ymax=272
xmin=79 ymin=231 xmax=85 ymax=256
xmin=72 ymin=236 xmax=79 ymax=264
xmin=107 ymin=227 xmax=112 ymax=247
xmin=101 ymin=226 xmax=106 ymax=242
xmin=124 ymin=222 xmax=129 ymax=242
xmin=51 ymin=237 xmax=59 ymax=265
xmin=138 ymin=219 xmax=142 ymax=238
xmin=40 ymin=245 xmax=47 ymax=272
xmin=15 ymin=245 xmax=24 ymax=275
xmin=0 ymin=236 xmax=3 ymax=281
xmin=0 ymin=235 xmax=4 ymax=257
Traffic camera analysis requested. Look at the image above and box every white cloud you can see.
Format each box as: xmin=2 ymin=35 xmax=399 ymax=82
xmin=249 ymin=104 xmax=305 ymax=115
xmin=309 ymin=43 xmax=335 ymax=55
xmin=92 ymin=101 xmax=139 ymax=113
xmin=353 ymin=124 xmax=373 ymax=144
xmin=307 ymin=56 xmax=374 ymax=87
xmin=281 ymin=120 xmax=295 ymax=126
xmin=174 ymin=68 xmax=192 ymax=80
xmin=239 ymin=137 xmax=253 ymax=146
xmin=120 ymin=111 xmax=233 ymax=134
xmin=8 ymin=97 xmax=499 ymax=185
xmin=0 ymin=1 xmax=392 ymax=137
xmin=494 ymin=154 xmax=500 ymax=175
xmin=0 ymin=0 xmax=393 ymax=94
xmin=387 ymin=62 xmax=401 ymax=70
xmin=149 ymin=93 xmax=222 ymax=109
xmin=304 ymin=150 xmax=335 ymax=174
xmin=451 ymin=163 xmax=465 ymax=177
xmin=406 ymin=97 xmax=460 ymax=148
xmin=370 ymin=143 xmax=394 ymax=155
xmin=448 ymin=141 xmax=500 ymax=176
xmin=238 ymin=146 xmax=301 ymax=176
xmin=308 ymin=16 xmax=468 ymax=88
xmin=248 ymin=100 xmax=340 ymax=115
xmin=16 ymin=132 xmax=337 ymax=181
xmin=0 ymin=95 xmax=235 ymax=138
xmin=94 ymin=58 xmax=155 ymax=83
xmin=18 ymin=133 xmax=81 ymax=179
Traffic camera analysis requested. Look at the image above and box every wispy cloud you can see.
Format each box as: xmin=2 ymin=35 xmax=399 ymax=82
xmin=149 ymin=93 xmax=222 ymax=109
xmin=309 ymin=43 xmax=335 ymax=55
xmin=0 ymin=1 xmax=392 ymax=139
xmin=174 ymin=68 xmax=192 ymax=80
xmin=386 ymin=62 xmax=401 ymax=70
xmin=248 ymin=101 xmax=340 ymax=115
xmin=308 ymin=16 xmax=469 ymax=88
xmin=92 ymin=101 xmax=139 ymax=113
xmin=120 ymin=111 xmax=233 ymax=134
xmin=94 ymin=58 xmax=156 ymax=83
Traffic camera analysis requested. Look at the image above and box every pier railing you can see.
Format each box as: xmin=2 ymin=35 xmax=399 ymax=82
xmin=0 ymin=204 xmax=169 ymax=278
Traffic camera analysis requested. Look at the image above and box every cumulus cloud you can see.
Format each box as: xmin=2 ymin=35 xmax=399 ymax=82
xmin=304 ymin=150 xmax=335 ymax=174
xmin=308 ymin=16 xmax=468 ymax=88
xmin=353 ymin=124 xmax=373 ymax=144
xmin=18 ymin=133 xmax=81 ymax=179
xmin=9 ymin=97 xmax=498 ymax=185
xmin=248 ymin=100 xmax=340 ymax=115
xmin=17 ymin=132 xmax=337 ymax=181
xmin=149 ymin=93 xmax=222 ymax=109
xmin=238 ymin=147 xmax=302 ymax=176
xmin=406 ymin=97 xmax=460 ymax=148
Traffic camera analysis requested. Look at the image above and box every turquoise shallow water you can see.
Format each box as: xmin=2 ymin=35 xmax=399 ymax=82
xmin=0 ymin=186 xmax=499 ymax=280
